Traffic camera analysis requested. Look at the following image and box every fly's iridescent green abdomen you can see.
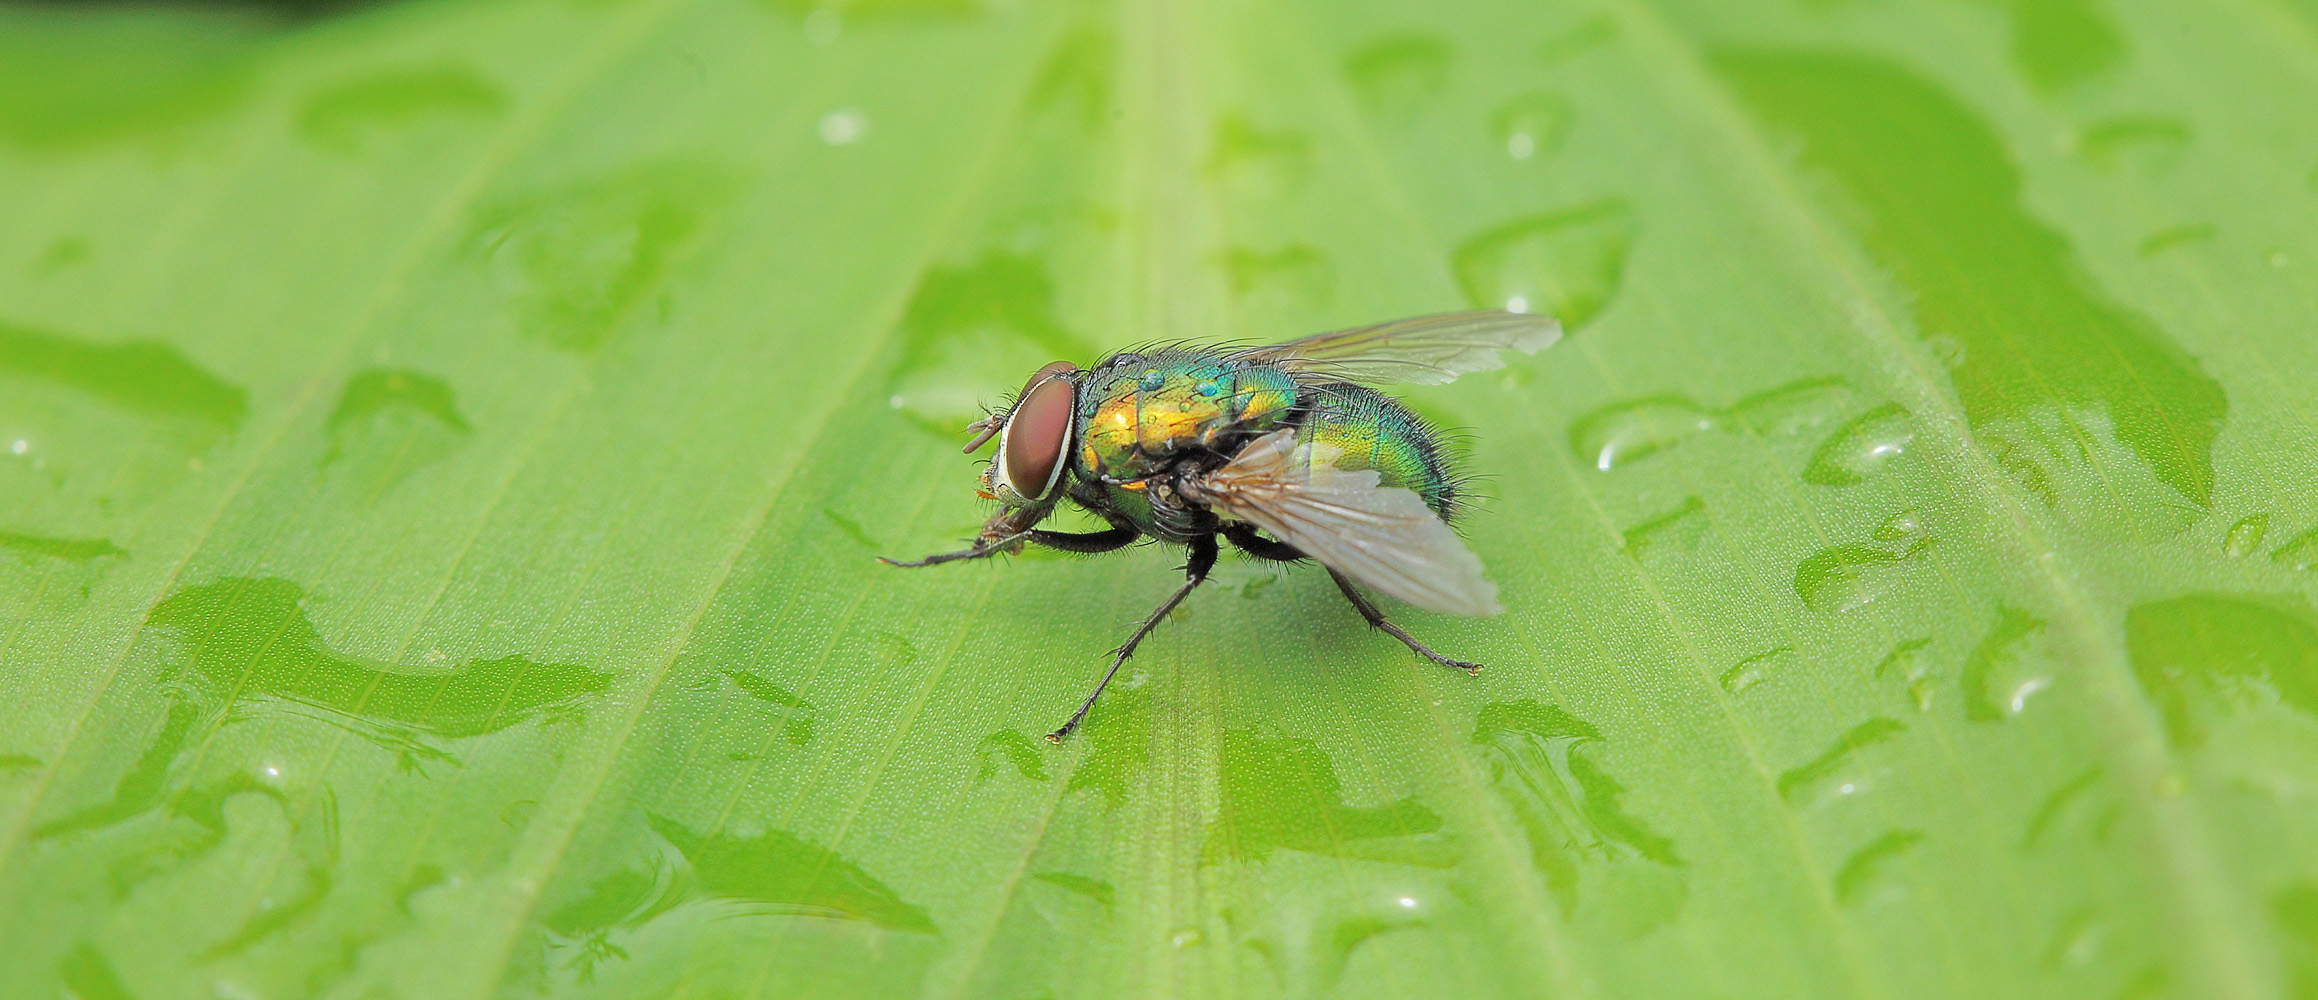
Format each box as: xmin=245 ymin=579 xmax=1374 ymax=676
xmin=881 ymin=310 xmax=1563 ymax=742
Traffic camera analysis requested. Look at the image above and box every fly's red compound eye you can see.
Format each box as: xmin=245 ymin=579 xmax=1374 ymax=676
xmin=965 ymin=362 xmax=1077 ymax=454
xmin=999 ymin=367 xmax=1077 ymax=503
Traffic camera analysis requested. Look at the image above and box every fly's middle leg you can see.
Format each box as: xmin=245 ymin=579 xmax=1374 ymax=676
xmin=1046 ymin=533 xmax=1218 ymax=743
xmin=1327 ymin=568 xmax=1482 ymax=676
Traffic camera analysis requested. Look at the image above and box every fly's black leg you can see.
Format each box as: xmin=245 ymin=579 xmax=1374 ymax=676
xmin=877 ymin=532 xmax=1029 ymax=568
xmin=1328 ymin=568 xmax=1482 ymax=676
xmin=1026 ymin=527 xmax=1138 ymax=554
xmin=1223 ymin=523 xmax=1304 ymax=562
xmin=1047 ymin=533 xmax=1219 ymax=743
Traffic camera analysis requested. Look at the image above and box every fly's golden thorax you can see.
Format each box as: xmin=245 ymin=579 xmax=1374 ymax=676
xmin=1077 ymin=352 xmax=1298 ymax=481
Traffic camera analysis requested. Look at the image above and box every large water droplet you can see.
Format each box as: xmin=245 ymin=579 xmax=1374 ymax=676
xmin=1567 ymin=397 xmax=1720 ymax=471
xmin=1207 ymin=114 xmax=1311 ymax=200
xmin=1793 ymin=532 xmax=1934 ymax=614
xmin=2127 ymin=593 xmax=2318 ymax=746
xmin=1802 ymin=403 xmax=1913 ymax=486
xmin=2223 ymin=514 xmax=2269 ymax=556
xmin=1452 ymin=200 xmax=1635 ymax=330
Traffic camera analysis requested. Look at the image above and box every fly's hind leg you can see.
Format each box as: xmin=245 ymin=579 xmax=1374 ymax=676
xmin=1327 ymin=568 xmax=1482 ymax=676
xmin=1047 ymin=533 xmax=1218 ymax=743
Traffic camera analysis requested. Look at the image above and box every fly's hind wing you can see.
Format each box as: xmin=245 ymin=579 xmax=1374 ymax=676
xmin=1183 ymin=430 xmax=1500 ymax=616
xmin=1229 ymin=309 xmax=1561 ymax=386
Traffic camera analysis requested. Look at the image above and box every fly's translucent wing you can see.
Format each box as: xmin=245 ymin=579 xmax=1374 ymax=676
xmin=1230 ymin=309 xmax=1562 ymax=386
xmin=1181 ymin=430 xmax=1500 ymax=616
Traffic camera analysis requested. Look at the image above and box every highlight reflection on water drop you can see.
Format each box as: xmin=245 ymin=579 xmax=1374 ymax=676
xmin=9 ymin=440 xmax=23 ymax=454
xmin=820 ymin=108 xmax=867 ymax=145
xmin=1507 ymin=133 xmax=1535 ymax=159
xmin=1397 ymin=896 xmax=1417 ymax=908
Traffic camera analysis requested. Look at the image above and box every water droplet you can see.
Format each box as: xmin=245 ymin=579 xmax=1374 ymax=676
xmin=296 ymin=64 xmax=505 ymax=155
xmin=2274 ymin=526 xmax=2318 ymax=570
xmin=1538 ymin=14 xmax=1618 ymax=63
xmin=322 ymin=368 xmax=472 ymax=491
xmin=1210 ymin=729 xmax=1452 ymax=865
xmin=802 ymin=9 xmax=842 ymax=44
xmin=645 ymin=813 xmax=938 ymax=932
xmin=1960 ymin=607 xmax=2049 ymax=723
xmin=1568 ymin=397 xmax=1719 ymax=471
xmin=469 ymin=162 xmax=734 ymax=352
xmin=2137 ymin=223 xmax=2214 ymax=257
xmin=1452 ymin=200 xmax=1635 ymax=330
xmin=2223 ymin=514 xmax=2269 ymax=556
xmin=1504 ymin=294 xmax=1528 ymax=313
xmin=1793 ymin=533 xmax=1934 ymax=615
xmin=887 ymin=394 xmax=905 ymax=409
xmin=1396 ymin=895 xmax=1418 ymax=908
xmin=1719 ymin=647 xmax=1790 ymax=694
xmin=975 ymin=729 xmax=1048 ymax=782
xmin=1491 ymin=92 xmax=1571 ymax=162
xmin=1471 ymin=701 xmax=1683 ymax=919
xmin=1873 ymin=637 xmax=1937 ymax=712
xmin=2022 ymin=766 xmax=2101 ymax=851
xmin=1170 ymin=927 xmax=1203 ymax=949
xmin=819 ymin=107 xmax=867 ymax=145
xmin=2127 ymin=593 xmax=2318 ymax=746
xmin=8 ymin=440 xmax=22 ymax=454
xmin=2073 ymin=115 xmax=2190 ymax=173
xmin=1802 ymin=402 xmax=1912 ymax=486
xmin=2270 ymin=251 xmax=2292 ymax=269
xmin=1777 ymin=717 xmax=1904 ymax=803
xmin=1833 ymin=829 xmax=1923 ymax=907
xmin=1342 ymin=33 xmax=1453 ymax=119
xmin=1620 ymin=495 xmax=1706 ymax=559
xmin=1207 ymin=114 xmax=1312 ymax=199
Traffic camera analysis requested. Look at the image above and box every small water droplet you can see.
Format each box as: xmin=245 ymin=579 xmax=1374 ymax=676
xmin=1396 ymin=896 xmax=1417 ymax=908
xmin=1452 ymin=201 xmax=1636 ymax=331
xmin=9 ymin=440 xmax=23 ymax=454
xmin=1171 ymin=927 xmax=1203 ymax=948
xmin=888 ymin=394 xmax=906 ymax=409
xmin=819 ymin=108 xmax=867 ymax=145
xmin=1873 ymin=509 xmax=1924 ymax=542
xmin=1567 ymin=397 xmax=1720 ymax=471
xmin=1802 ymin=403 xmax=1913 ymax=486
xmin=1504 ymin=294 xmax=1528 ymax=313
xmin=2272 ymin=527 xmax=2318 ymax=571
xmin=1719 ymin=647 xmax=1789 ymax=694
xmin=2224 ymin=514 xmax=2269 ymax=556
xmin=803 ymin=9 xmax=842 ymax=45
xmin=1834 ymin=829 xmax=1923 ymax=907
xmin=1490 ymin=92 xmax=1571 ymax=162
xmin=1342 ymin=33 xmax=1453 ymax=119
xmin=1838 ymin=783 xmax=1856 ymax=795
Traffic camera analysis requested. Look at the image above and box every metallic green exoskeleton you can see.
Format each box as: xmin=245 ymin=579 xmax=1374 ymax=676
xmin=883 ymin=310 xmax=1562 ymax=741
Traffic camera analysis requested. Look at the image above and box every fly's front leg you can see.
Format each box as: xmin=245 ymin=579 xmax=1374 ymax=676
xmin=879 ymin=505 xmax=1049 ymax=568
xmin=1328 ymin=568 xmax=1482 ymax=676
xmin=1046 ymin=533 xmax=1219 ymax=743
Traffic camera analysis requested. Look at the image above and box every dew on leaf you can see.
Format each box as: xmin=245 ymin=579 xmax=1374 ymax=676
xmin=2074 ymin=116 xmax=2191 ymax=174
xmin=1451 ymin=200 xmax=1635 ymax=330
xmin=1342 ymin=33 xmax=1453 ymax=119
xmin=469 ymin=161 xmax=735 ymax=352
xmin=1620 ymin=495 xmax=1705 ymax=559
xmin=2126 ymin=593 xmax=2318 ymax=746
xmin=1538 ymin=14 xmax=1617 ymax=63
xmin=2138 ymin=223 xmax=2216 ymax=258
xmin=1472 ymin=701 xmax=1682 ymax=921
xmin=1995 ymin=0 xmax=2122 ymax=92
xmin=2021 ymin=766 xmax=2102 ymax=852
xmin=1801 ymin=402 xmax=1912 ymax=486
xmin=1959 ymin=607 xmax=2049 ymax=723
xmin=1716 ymin=51 xmax=2226 ymax=507
xmin=1568 ymin=396 xmax=1719 ymax=471
xmin=888 ymin=249 xmax=1083 ymax=424
xmin=1031 ymin=871 xmax=1112 ymax=908
xmin=975 ymin=729 xmax=1048 ymax=782
xmin=2271 ymin=526 xmax=2318 ymax=571
xmin=1776 ymin=717 xmax=1904 ymax=803
xmin=2222 ymin=514 xmax=2269 ymax=556
xmin=1719 ymin=647 xmax=1790 ymax=694
xmin=1872 ymin=636 xmax=1937 ymax=711
xmin=1491 ymin=92 xmax=1572 ymax=161
xmin=647 ymin=812 xmax=937 ymax=932
xmin=1207 ymin=113 xmax=1313 ymax=201
xmin=1833 ymin=828 xmax=1923 ymax=906
xmin=1207 ymin=728 xmax=1453 ymax=867
xmin=721 ymin=670 xmax=818 ymax=745
xmin=1793 ymin=530 xmax=1934 ymax=615
xmin=296 ymin=64 xmax=503 ymax=154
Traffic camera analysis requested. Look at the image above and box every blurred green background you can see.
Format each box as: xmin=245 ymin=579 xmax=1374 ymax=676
xmin=2 ymin=0 xmax=2316 ymax=996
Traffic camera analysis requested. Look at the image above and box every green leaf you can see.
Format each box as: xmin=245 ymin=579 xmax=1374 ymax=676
xmin=2 ymin=0 xmax=2315 ymax=997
